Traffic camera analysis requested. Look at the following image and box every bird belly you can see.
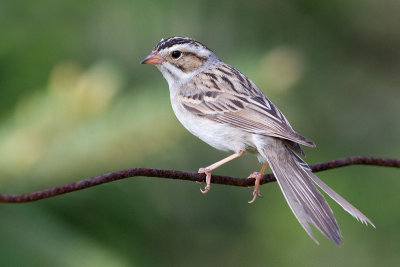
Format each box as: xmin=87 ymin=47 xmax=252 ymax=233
xmin=171 ymin=99 xmax=252 ymax=152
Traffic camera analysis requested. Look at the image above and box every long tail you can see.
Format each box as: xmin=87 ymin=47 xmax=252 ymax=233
xmin=262 ymin=140 xmax=374 ymax=245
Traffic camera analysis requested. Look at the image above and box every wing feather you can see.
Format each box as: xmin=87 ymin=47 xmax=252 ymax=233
xmin=179 ymin=63 xmax=315 ymax=147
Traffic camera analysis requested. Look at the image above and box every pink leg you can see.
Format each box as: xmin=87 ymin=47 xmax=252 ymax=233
xmin=248 ymin=162 xmax=268 ymax=204
xmin=198 ymin=150 xmax=245 ymax=194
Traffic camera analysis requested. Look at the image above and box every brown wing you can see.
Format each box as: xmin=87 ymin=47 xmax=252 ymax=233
xmin=179 ymin=63 xmax=315 ymax=148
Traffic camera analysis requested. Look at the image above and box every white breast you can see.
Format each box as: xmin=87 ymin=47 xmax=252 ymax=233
xmin=169 ymin=93 xmax=253 ymax=153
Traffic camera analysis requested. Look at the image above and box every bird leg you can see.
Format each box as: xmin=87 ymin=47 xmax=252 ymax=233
xmin=248 ymin=162 xmax=269 ymax=204
xmin=198 ymin=150 xmax=245 ymax=194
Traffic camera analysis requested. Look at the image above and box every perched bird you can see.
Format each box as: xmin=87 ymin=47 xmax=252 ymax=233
xmin=141 ymin=37 xmax=374 ymax=245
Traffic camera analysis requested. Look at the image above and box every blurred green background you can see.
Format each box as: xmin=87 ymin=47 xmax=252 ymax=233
xmin=0 ymin=0 xmax=399 ymax=266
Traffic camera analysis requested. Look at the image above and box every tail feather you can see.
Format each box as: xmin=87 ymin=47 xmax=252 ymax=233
xmin=291 ymin=153 xmax=375 ymax=228
xmin=265 ymin=147 xmax=342 ymax=245
xmin=262 ymin=140 xmax=374 ymax=245
xmin=307 ymin=168 xmax=375 ymax=228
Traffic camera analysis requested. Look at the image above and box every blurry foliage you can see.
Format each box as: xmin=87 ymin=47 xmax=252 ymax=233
xmin=0 ymin=0 xmax=399 ymax=266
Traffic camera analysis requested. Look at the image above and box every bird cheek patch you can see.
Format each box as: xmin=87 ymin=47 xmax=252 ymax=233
xmin=176 ymin=53 xmax=207 ymax=73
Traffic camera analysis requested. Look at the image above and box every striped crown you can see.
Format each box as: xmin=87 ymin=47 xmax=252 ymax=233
xmin=154 ymin=37 xmax=209 ymax=52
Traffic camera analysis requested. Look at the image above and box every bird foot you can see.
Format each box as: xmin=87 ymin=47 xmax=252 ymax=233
xmin=247 ymin=172 xmax=263 ymax=204
xmin=198 ymin=167 xmax=212 ymax=194
xmin=248 ymin=171 xmax=261 ymax=179
xmin=248 ymin=189 xmax=263 ymax=204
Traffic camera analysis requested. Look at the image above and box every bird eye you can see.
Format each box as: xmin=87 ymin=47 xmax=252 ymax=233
xmin=171 ymin=50 xmax=182 ymax=59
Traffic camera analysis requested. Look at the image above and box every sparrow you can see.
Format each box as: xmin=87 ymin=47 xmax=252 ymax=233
xmin=141 ymin=36 xmax=374 ymax=245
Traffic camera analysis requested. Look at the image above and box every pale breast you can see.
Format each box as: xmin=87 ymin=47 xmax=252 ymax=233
xmin=170 ymin=93 xmax=253 ymax=152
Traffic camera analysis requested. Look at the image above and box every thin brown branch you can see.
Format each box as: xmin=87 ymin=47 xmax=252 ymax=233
xmin=0 ymin=156 xmax=399 ymax=203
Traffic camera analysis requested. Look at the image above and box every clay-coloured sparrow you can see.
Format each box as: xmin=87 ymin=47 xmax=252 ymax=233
xmin=141 ymin=37 xmax=374 ymax=245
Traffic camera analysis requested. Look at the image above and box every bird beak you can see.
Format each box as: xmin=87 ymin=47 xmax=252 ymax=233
xmin=140 ymin=51 xmax=165 ymax=65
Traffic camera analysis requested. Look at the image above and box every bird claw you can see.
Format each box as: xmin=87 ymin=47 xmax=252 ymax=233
xmin=248 ymin=190 xmax=257 ymax=204
xmin=200 ymin=184 xmax=210 ymax=194
xmin=247 ymin=172 xmax=259 ymax=188
xmin=198 ymin=167 xmax=211 ymax=194
xmin=247 ymin=171 xmax=263 ymax=204
xmin=247 ymin=171 xmax=261 ymax=179
xmin=248 ymin=189 xmax=262 ymax=204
